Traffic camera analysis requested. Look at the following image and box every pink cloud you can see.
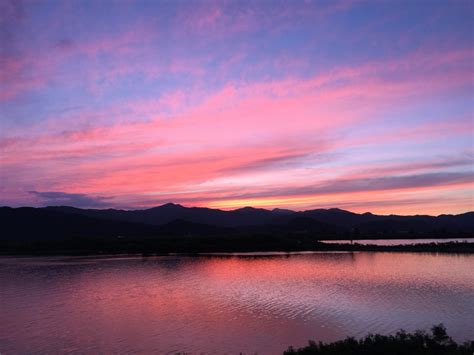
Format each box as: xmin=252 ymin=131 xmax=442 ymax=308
xmin=2 ymin=44 xmax=473 ymax=213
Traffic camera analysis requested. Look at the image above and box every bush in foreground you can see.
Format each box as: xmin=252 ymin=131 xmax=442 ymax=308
xmin=284 ymin=324 xmax=474 ymax=355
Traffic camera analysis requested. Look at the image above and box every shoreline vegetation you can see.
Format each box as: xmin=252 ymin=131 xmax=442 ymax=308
xmin=284 ymin=324 xmax=474 ymax=355
xmin=1 ymin=241 xmax=473 ymax=256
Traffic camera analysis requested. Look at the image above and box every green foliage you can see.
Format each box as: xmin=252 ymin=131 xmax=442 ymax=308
xmin=284 ymin=324 xmax=474 ymax=355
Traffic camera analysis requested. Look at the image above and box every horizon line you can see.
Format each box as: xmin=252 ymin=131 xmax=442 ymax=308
xmin=1 ymin=203 xmax=472 ymax=218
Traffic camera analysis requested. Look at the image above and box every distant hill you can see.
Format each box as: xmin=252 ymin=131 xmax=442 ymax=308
xmin=1 ymin=204 xmax=472 ymax=237
xmin=44 ymin=203 xmax=282 ymax=227
xmin=42 ymin=204 xmax=474 ymax=233
xmin=0 ymin=207 xmax=162 ymax=241
xmin=1 ymin=205 xmax=472 ymax=254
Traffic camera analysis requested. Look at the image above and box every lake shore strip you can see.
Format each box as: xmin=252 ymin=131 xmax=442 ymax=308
xmin=2 ymin=240 xmax=473 ymax=257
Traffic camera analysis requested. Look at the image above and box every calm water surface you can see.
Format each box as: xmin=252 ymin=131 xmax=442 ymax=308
xmin=1 ymin=252 xmax=473 ymax=354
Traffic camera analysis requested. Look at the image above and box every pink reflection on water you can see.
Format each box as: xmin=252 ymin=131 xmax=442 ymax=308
xmin=0 ymin=252 xmax=473 ymax=353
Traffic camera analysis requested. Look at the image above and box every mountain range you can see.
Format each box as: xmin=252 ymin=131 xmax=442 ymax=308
xmin=1 ymin=204 xmax=473 ymax=241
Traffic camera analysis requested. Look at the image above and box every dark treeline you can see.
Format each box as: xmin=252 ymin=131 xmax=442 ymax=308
xmin=284 ymin=324 xmax=474 ymax=355
xmin=2 ymin=236 xmax=473 ymax=256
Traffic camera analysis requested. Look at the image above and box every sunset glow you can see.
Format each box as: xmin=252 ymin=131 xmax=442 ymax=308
xmin=1 ymin=0 xmax=473 ymax=214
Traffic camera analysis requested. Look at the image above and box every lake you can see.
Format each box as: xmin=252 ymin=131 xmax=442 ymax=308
xmin=1 ymin=252 xmax=473 ymax=354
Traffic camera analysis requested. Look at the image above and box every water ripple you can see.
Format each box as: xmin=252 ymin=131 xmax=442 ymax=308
xmin=0 ymin=252 xmax=473 ymax=354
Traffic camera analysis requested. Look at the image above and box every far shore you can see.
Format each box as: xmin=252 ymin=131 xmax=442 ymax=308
xmin=1 ymin=240 xmax=473 ymax=257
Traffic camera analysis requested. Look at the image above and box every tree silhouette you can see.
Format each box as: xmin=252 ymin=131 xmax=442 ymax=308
xmin=284 ymin=324 xmax=474 ymax=355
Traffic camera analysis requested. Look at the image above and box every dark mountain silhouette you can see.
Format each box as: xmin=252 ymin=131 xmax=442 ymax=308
xmin=283 ymin=217 xmax=337 ymax=233
xmin=0 ymin=207 xmax=162 ymax=241
xmin=300 ymin=208 xmax=378 ymax=227
xmin=272 ymin=208 xmax=295 ymax=215
xmin=45 ymin=203 xmax=284 ymax=227
xmin=158 ymin=219 xmax=234 ymax=236
xmin=42 ymin=204 xmax=474 ymax=233
xmin=1 ymin=205 xmax=472 ymax=254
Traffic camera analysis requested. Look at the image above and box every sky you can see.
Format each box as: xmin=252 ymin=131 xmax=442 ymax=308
xmin=0 ymin=0 xmax=473 ymax=215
